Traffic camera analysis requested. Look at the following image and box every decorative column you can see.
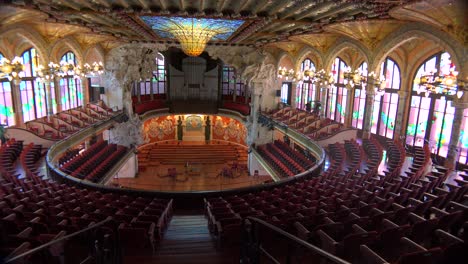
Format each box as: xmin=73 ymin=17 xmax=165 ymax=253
xmin=445 ymin=94 xmax=468 ymax=169
xmin=320 ymin=85 xmax=328 ymax=118
xmin=291 ymin=81 xmax=299 ymax=109
xmin=54 ymin=77 xmax=62 ymax=112
xmin=394 ymin=90 xmax=409 ymax=139
xmin=11 ymin=82 xmax=23 ymax=125
xmin=44 ymin=81 xmax=54 ymax=119
xmin=362 ymin=86 xmax=376 ymax=139
xmin=247 ymin=81 xmax=263 ymax=147
xmin=80 ymin=76 xmax=88 ymax=107
xmin=344 ymin=85 xmax=355 ymax=127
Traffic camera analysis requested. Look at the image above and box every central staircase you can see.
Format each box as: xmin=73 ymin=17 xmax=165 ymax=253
xmin=124 ymin=211 xmax=239 ymax=264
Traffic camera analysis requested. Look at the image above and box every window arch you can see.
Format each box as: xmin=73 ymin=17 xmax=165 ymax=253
xmin=406 ymin=52 xmax=455 ymax=158
xmin=19 ymin=47 xmax=49 ymax=122
xmin=370 ymin=57 xmax=401 ymax=138
xmin=59 ymin=51 xmax=81 ymax=110
xmin=326 ymin=57 xmax=348 ymax=123
xmin=351 ymin=62 xmax=367 ymax=129
xmin=296 ymin=58 xmax=316 ymax=110
xmin=0 ymin=53 xmax=15 ymax=127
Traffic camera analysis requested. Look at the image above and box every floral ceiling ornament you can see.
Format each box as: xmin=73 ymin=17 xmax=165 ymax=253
xmin=140 ymin=16 xmax=244 ymax=57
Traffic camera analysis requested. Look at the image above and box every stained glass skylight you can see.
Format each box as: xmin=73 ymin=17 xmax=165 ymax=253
xmin=140 ymin=16 xmax=245 ymax=56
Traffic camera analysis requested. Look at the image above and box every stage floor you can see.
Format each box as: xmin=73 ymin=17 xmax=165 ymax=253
xmin=109 ymin=141 xmax=271 ymax=192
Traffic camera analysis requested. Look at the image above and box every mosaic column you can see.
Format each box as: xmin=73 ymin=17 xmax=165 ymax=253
xmin=362 ymin=86 xmax=376 ymax=139
xmin=394 ymin=90 xmax=408 ymax=140
xmin=344 ymin=85 xmax=355 ymax=127
xmin=445 ymin=96 xmax=468 ymax=169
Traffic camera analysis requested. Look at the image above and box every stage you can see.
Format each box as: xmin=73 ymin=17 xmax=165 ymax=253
xmin=109 ymin=140 xmax=271 ymax=192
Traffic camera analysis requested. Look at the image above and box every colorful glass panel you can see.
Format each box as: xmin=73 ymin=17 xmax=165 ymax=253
xmin=140 ymin=16 xmax=244 ymax=41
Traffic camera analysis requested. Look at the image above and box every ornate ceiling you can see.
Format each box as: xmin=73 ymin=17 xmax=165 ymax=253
xmin=0 ymin=0 xmax=465 ymax=53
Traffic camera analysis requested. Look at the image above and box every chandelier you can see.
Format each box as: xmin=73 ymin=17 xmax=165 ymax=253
xmin=343 ymin=67 xmax=385 ymax=96
xmin=277 ymin=67 xmax=297 ymax=80
xmin=37 ymin=61 xmax=104 ymax=83
xmin=0 ymin=57 xmax=25 ymax=85
xmin=278 ymin=67 xmax=335 ymax=85
xmin=416 ymin=68 xmax=465 ymax=98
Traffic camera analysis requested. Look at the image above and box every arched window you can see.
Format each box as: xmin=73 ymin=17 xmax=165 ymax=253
xmin=351 ymin=62 xmax=367 ymax=129
xmin=20 ymin=48 xmax=49 ymax=121
xmin=406 ymin=52 xmax=455 ymax=158
xmin=0 ymin=53 xmax=15 ymax=127
xmin=326 ymin=57 xmax=347 ymax=123
xmin=370 ymin=57 xmax=400 ymax=138
xmin=59 ymin=51 xmax=81 ymax=110
xmin=296 ymin=58 xmax=316 ymax=110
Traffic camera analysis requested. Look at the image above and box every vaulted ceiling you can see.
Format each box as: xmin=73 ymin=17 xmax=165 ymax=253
xmin=0 ymin=0 xmax=466 ymax=53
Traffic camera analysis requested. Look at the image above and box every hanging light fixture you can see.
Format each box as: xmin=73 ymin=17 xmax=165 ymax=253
xmin=367 ymin=71 xmax=386 ymax=96
xmin=36 ymin=62 xmax=60 ymax=83
xmin=343 ymin=67 xmax=365 ymax=87
xmin=140 ymin=16 xmax=244 ymax=57
xmin=313 ymin=69 xmax=335 ymax=86
xmin=0 ymin=57 xmax=25 ymax=85
xmin=416 ymin=67 xmax=465 ymax=98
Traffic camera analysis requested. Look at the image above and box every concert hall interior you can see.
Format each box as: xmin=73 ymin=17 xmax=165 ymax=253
xmin=0 ymin=1 xmax=467 ymax=264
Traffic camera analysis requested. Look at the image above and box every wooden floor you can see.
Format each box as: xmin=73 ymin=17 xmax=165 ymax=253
xmin=111 ymin=140 xmax=271 ymax=192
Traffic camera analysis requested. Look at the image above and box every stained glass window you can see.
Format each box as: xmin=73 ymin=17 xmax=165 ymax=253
xmin=352 ymin=62 xmax=367 ymax=129
xmin=60 ymin=51 xmax=82 ymax=110
xmin=406 ymin=52 xmax=456 ymax=158
xmin=19 ymin=48 xmax=50 ymax=122
xmin=281 ymin=82 xmax=291 ymax=105
xmin=0 ymin=53 xmax=15 ymax=127
xmin=370 ymin=57 xmax=400 ymax=138
xmin=297 ymin=58 xmax=316 ymax=110
xmin=221 ymin=65 xmax=246 ymax=99
xmin=458 ymin=109 xmax=468 ymax=164
xmin=327 ymin=57 xmax=347 ymax=123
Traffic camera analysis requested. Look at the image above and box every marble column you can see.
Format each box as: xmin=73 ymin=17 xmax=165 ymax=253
xmin=394 ymin=90 xmax=408 ymax=140
xmin=363 ymin=87 xmax=376 ymax=139
xmin=445 ymin=95 xmax=468 ymax=169
xmin=344 ymin=85 xmax=355 ymax=127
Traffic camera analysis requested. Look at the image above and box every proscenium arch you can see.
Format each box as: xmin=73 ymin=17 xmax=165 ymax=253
xmin=0 ymin=25 xmax=49 ymax=65
xmin=372 ymin=23 xmax=465 ymax=77
xmin=49 ymin=37 xmax=84 ymax=65
xmin=324 ymin=37 xmax=371 ymax=72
